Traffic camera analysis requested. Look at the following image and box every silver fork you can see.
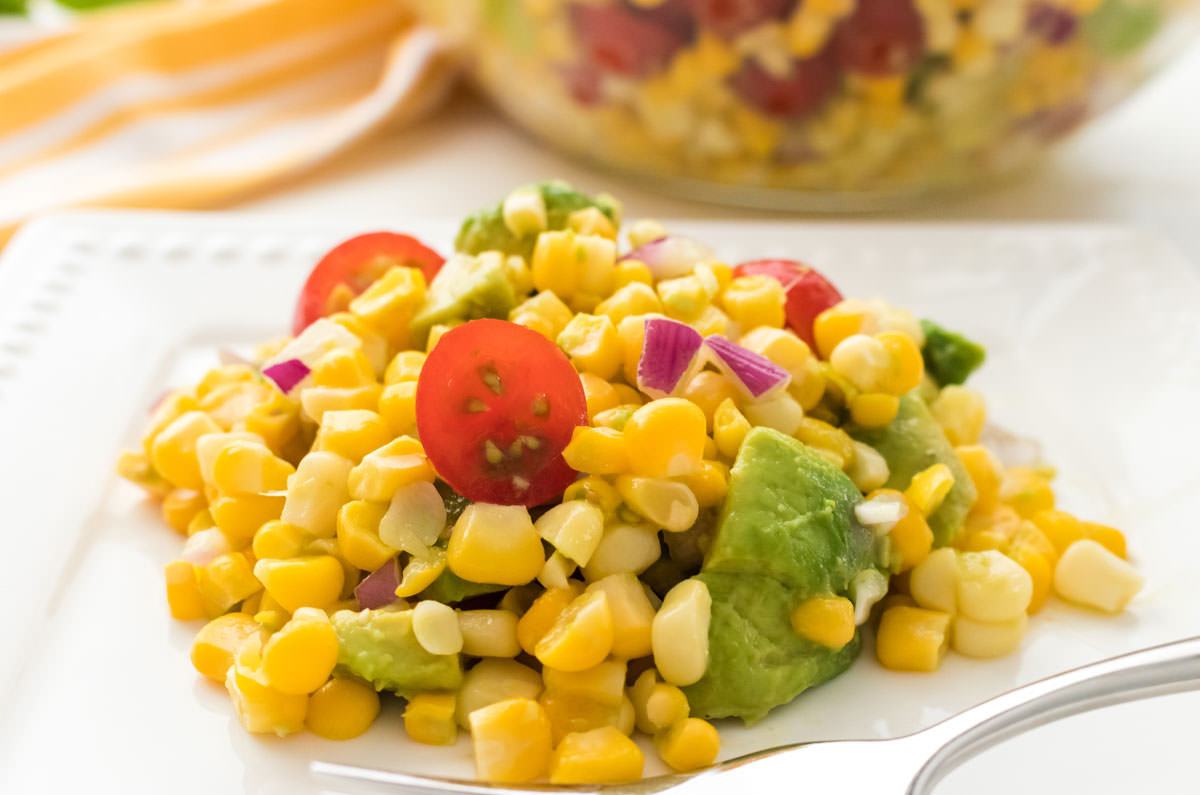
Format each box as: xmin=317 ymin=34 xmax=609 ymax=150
xmin=312 ymin=635 xmax=1200 ymax=795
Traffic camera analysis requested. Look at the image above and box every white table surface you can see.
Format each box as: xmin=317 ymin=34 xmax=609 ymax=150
xmin=234 ymin=40 xmax=1200 ymax=795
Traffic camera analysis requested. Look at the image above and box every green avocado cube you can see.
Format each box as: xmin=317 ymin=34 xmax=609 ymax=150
xmin=408 ymin=252 xmax=518 ymax=348
xmin=332 ymin=608 xmax=462 ymax=697
xmin=920 ymin=319 xmax=986 ymax=386
xmin=849 ymin=394 xmax=977 ymax=547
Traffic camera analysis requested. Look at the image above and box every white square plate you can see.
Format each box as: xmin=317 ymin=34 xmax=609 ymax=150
xmin=1 ymin=212 xmax=1198 ymax=795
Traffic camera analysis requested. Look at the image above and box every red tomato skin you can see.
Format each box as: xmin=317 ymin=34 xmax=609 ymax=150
xmin=570 ymin=2 xmax=690 ymax=77
xmin=293 ymin=232 xmax=444 ymax=336
xmin=727 ymin=54 xmax=839 ymax=120
xmin=733 ymin=259 xmax=844 ymax=349
xmin=416 ymin=319 xmax=588 ymax=507
xmin=832 ymin=0 xmax=925 ymax=76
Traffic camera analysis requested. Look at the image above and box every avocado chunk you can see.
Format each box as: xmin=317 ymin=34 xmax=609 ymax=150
xmin=849 ymin=394 xmax=977 ymax=546
xmin=408 ymin=252 xmax=519 ymax=348
xmin=684 ymin=572 xmax=861 ymax=723
xmin=703 ymin=427 xmax=877 ymax=594
xmin=920 ymin=319 xmax=986 ymax=386
xmin=683 ymin=427 xmax=883 ymax=723
xmin=419 ymin=568 xmax=506 ymax=604
xmin=455 ymin=180 xmax=620 ymax=260
xmin=332 ymin=608 xmax=462 ymax=696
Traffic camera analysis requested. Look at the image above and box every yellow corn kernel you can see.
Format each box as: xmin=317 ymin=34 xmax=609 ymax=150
xmin=348 ymin=265 xmax=426 ymax=349
xmin=404 ymin=692 xmax=458 ymax=746
xmin=585 ymin=573 xmax=655 ymax=659
xmin=539 ymin=690 xmax=625 ymax=745
xmin=623 ymin=398 xmax=707 ymax=478
xmin=511 ymin=311 xmax=555 ymax=339
xmin=562 ymin=476 xmax=623 ymax=518
xmin=656 ymin=274 xmax=713 ymax=321
xmin=458 ymin=610 xmax=521 ymax=658
xmin=690 ymin=304 xmax=731 ymax=337
xmin=614 ymin=258 xmax=653 ymax=287
xmin=543 ymin=660 xmax=626 ymax=710
xmin=518 ymin=585 xmax=585 ymax=655
xmin=956 ymin=503 xmax=1022 ymax=553
xmin=187 ymin=508 xmax=216 ymax=536
xmin=549 ymin=726 xmax=645 ymax=784
xmin=426 ymin=321 xmax=461 ymax=353
xmin=847 ymin=441 xmax=890 ymax=494
xmin=557 ymin=314 xmax=623 ymax=380
xmin=282 ymin=451 xmax=353 ymax=537
xmin=116 ymin=448 xmax=172 ymax=498
xmin=574 ymin=234 xmax=619 ymax=304
xmin=383 ymin=350 xmax=427 ymax=385
xmin=469 ymin=698 xmax=553 ymax=783
xmin=813 ymin=305 xmax=869 ymax=360
xmin=580 ymin=373 xmax=620 ymax=422
xmin=595 ymin=282 xmax=663 ymax=326
xmin=849 ymin=392 xmax=900 ymax=428
xmin=447 ymin=503 xmax=544 ymax=586
xmin=377 ymin=381 xmax=418 ymax=437
xmin=326 ymin=312 xmax=389 ymax=376
xmin=1030 ymin=509 xmax=1084 ymax=555
xmin=226 ymin=655 xmax=308 ymax=737
xmin=612 ymin=383 xmax=645 ymax=405
xmin=209 ymin=493 xmax=284 ymax=548
xmin=211 ymin=441 xmax=294 ymax=497
xmin=876 ymin=605 xmax=951 ymax=672
xmin=957 ymin=550 xmax=1033 ymax=622
xmin=151 ymin=411 xmax=222 ymax=490
xmin=615 ymin=475 xmax=699 ymax=532
xmin=876 ymin=331 xmax=924 ymax=395
xmin=720 ymin=275 xmax=785 ymax=331
xmin=239 ymin=394 xmax=300 ymax=456
xmin=141 ymin=391 xmax=201 ymax=454
xmin=196 ymin=552 xmax=262 ymax=617
xmin=930 ymin=386 xmax=987 ymax=447
xmin=956 ymin=445 xmax=1002 ymax=510
xmin=306 ymin=676 xmax=380 ymax=740
xmin=712 ymin=398 xmax=752 ymax=459
xmin=313 ymin=409 xmax=391 ymax=463
xmin=332 ymin=500 xmax=390 ymax=571
xmin=739 ymin=326 xmax=813 ymax=376
xmin=629 ymin=670 xmax=691 ymax=735
xmin=348 ymin=436 xmax=433 ymax=502
xmin=510 ymin=291 xmax=575 ymax=341
xmin=656 ymin=718 xmax=720 ymax=772
xmin=196 ymin=364 xmax=255 ymax=398
xmin=253 ymin=556 xmax=344 ymax=613
xmin=795 ymin=417 xmax=856 ymax=471
xmin=535 ymin=589 xmax=614 ymax=672
xmin=682 ymin=371 xmax=740 ymax=432
xmin=680 ymin=460 xmax=729 ymax=509
xmin=652 ymin=579 xmax=711 ymax=687
xmin=457 ymin=658 xmax=544 ymax=728
xmin=300 ymin=384 xmax=382 ymax=425
xmin=616 ymin=314 xmax=647 ymax=385
xmin=1054 ymin=539 xmax=1143 ymax=613
xmin=252 ymin=520 xmax=306 ymax=560
xmin=790 ymin=595 xmax=855 ymax=650
xmin=535 ymin=500 xmax=606 ymax=567
xmin=953 ymin=612 xmax=1028 ymax=658
xmin=563 ymin=426 xmax=629 ymax=475
xmin=1081 ymin=521 xmax=1127 ymax=559
xmin=592 ymin=405 xmax=637 ymax=431
xmin=567 ymin=206 xmax=616 ymax=240
xmin=998 ymin=466 xmax=1055 ymax=518
xmin=887 ymin=492 xmax=935 ymax=572
xmin=311 ymin=348 xmax=375 ymax=389
xmin=906 ymin=463 xmax=955 ymax=518
xmin=261 ymin=607 xmax=339 ymax=694
xmin=581 ymin=522 xmax=661 ymax=581
xmin=1008 ymin=542 xmax=1053 ymax=614
xmin=742 ymin=392 xmax=806 ymax=436
xmin=162 ymin=489 xmax=207 ymax=534
xmin=909 ymin=547 xmax=959 ymax=614
xmin=191 ymin=613 xmax=261 ymax=681
xmin=165 ymin=560 xmax=207 ymax=620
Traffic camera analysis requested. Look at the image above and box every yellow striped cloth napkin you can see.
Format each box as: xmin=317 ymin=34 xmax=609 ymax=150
xmin=0 ymin=0 xmax=455 ymax=246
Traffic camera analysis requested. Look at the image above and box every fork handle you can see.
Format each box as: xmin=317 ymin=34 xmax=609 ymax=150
xmin=910 ymin=635 xmax=1200 ymax=794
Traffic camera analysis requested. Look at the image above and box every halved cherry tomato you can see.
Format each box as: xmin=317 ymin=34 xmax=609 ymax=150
xmin=833 ymin=0 xmax=924 ymax=76
xmin=293 ymin=232 xmax=444 ymax=336
xmin=733 ymin=259 xmax=843 ymax=349
xmin=570 ymin=2 xmax=690 ymax=77
xmin=727 ymin=54 xmax=838 ymax=120
xmin=416 ymin=319 xmax=588 ymax=507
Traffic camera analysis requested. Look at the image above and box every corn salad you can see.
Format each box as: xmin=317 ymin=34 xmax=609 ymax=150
xmin=118 ymin=180 xmax=1142 ymax=783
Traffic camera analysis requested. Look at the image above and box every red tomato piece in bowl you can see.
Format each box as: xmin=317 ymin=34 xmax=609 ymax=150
xmin=733 ymin=259 xmax=844 ymax=349
xmin=416 ymin=319 xmax=588 ymax=507
xmin=293 ymin=232 xmax=444 ymax=336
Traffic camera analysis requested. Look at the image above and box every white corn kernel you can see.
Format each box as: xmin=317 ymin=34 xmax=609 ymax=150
xmin=379 ymin=480 xmax=446 ymax=557
xmin=412 ymin=600 xmax=463 ymax=656
xmin=458 ymin=610 xmax=521 ymax=658
xmin=538 ymin=551 xmax=578 ymax=590
xmin=586 ymin=573 xmax=656 ymax=659
xmin=1054 ymin=539 xmax=1144 ymax=613
xmin=830 ymin=334 xmax=889 ymax=392
xmin=535 ymin=500 xmax=605 ymax=566
xmin=615 ymin=476 xmax=699 ymax=532
xmin=956 ymin=550 xmax=1032 ymax=622
xmin=910 ymin=547 xmax=959 ymax=614
xmin=652 ymin=579 xmax=711 ymax=687
xmin=952 ymin=613 xmax=1027 ymax=658
xmin=582 ymin=524 xmax=662 ymax=582
xmin=847 ymin=441 xmax=890 ymax=493
xmin=627 ymin=219 xmax=667 ymax=249
xmin=741 ymin=392 xmax=805 ymax=436
xmin=455 ymin=659 xmax=544 ymax=728
xmin=851 ymin=569 xmax=888 ymax=625
xmin=502 ymin=187 xmax=548 ymax=237
xmin=281 ymin=451 xmax=353 ymax=537
xmin=855 ymin=491 xmax=908 ymax=534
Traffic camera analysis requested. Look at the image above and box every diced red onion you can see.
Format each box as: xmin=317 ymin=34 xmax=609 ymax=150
xmin=621 ymin=236 xmax=715 ymax=280
xmin=262 ymin=358 xmax=310 ymax=394
xmin=705 ymin=335 xmax=791 ymax=401
xmin=638 ymin=317 xmax=704 ymax=399
xmin=355 ymin=558 xmax=402 ymax=609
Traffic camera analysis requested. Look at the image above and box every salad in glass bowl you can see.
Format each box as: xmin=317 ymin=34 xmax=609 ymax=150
xmin=419 ymin=0 xmax=1199 ymax=208
xmin=117 ymin=181 xmax=1144 ymax=784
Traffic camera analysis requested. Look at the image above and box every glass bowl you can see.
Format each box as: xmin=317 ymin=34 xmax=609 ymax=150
xmin=420 ymin=0 xmax=1199 ymax=210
